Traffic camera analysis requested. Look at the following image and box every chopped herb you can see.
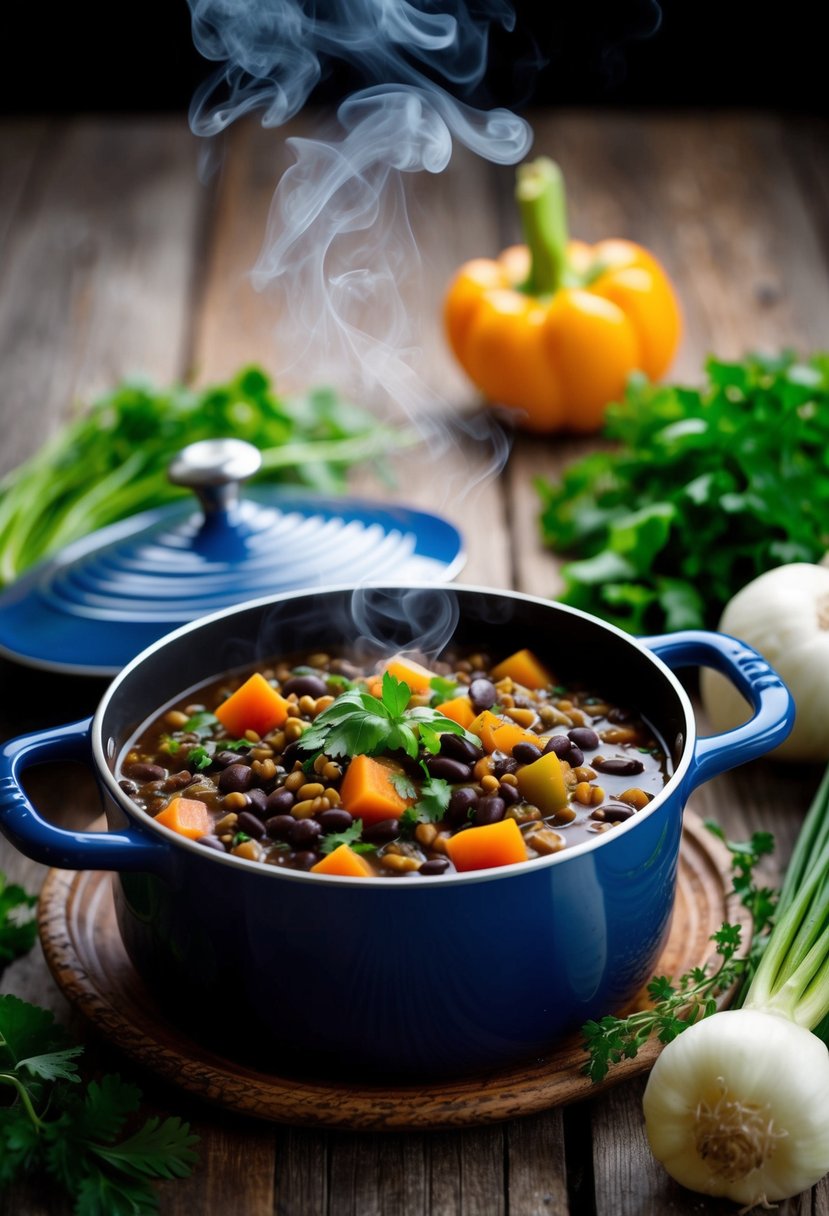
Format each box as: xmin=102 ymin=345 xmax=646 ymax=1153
xmin=186 ymin=744 xmax=214 ymax=771
xmin=319 ymin=819 xmax=376 ymax=855
xmin=183 ymin=712 xmax=219 ymax=739
xmin=326 ymin=673 xmax=356 ymax=693
xmin=537 ymin=353 xmax=829 ymax=633
xmin=159 ymin=735 xmax=181 ymax=755
xmin=0 ymin=872 xmax=37 ymax=966
xmin=414 ymin=777 xmax=452 ymax=823
xmin=429 ymin=675 xmax=461 ymax=705
xmin=0 ymin=994 xmax=199 ymax=1211
xmin=390 ymin=772 xmax=417 ymax=800
xmin=231 ymin=832 xmax=251 ymax=847
xmin=298 ymin=672 xmax=480 ymax=761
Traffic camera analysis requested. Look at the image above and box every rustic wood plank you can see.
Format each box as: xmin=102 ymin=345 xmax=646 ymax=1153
xmin=506 ymin=1109 xmax=569 ymax=1215
xmin=273 ymin=1126 xmax=329 ymax=1214
xmin=0 ymin=120 xmax=49 ymax=264
xmin=327 ymin=1131 xmax=429 ymax=1216
xmin=427 ymin=1126 xmax=506 ymax=1216
xmin=0 ymin=116 xmax=204 ymax=476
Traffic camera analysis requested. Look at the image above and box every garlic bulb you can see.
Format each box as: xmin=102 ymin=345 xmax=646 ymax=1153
xmin=700 ymin=562 xmax=829 ymax=761
xmin=643 ymin=1008 xmax=829 ymax=1206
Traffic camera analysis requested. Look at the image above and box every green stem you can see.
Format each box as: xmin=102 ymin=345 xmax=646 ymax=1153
xmin=0 ymin=1072 xmax=44 ymax=1130
xmin=778 ymin=762 xmax=829 ymax=916
xmin=516 ymin=157 xmax=569 ymax=296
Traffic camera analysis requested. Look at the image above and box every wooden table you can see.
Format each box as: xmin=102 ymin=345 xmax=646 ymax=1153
xmin=1 ymin=109 xmax=829 ymax=1215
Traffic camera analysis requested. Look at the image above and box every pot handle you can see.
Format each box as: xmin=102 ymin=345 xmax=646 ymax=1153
xmin=641 ymin=630 xmax=794 ymax=792
xmin=0 ymin=717 xmax=170 ymax=872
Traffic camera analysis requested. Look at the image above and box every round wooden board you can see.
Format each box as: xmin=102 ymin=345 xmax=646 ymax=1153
xmin=38 ymin=809 xmax=749 ymax=1131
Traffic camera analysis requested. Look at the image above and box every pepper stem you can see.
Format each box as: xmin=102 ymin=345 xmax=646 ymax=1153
xmin=516 ymin=157 xmax=569 ymax=296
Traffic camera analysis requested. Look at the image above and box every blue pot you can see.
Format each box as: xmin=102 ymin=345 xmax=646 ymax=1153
xmin=0 ymin=585 xmax=794 ymax=1078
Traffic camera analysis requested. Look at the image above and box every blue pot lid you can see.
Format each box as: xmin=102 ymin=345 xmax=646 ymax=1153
xmin=0 ymin=440 xmax=464 ymax=676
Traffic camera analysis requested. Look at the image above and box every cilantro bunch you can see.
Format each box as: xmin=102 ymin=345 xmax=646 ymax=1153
xmin=537 ymin=353 xmax=829 ymax=633
xmin=0 ymin=995 xmax=199 ymax=1214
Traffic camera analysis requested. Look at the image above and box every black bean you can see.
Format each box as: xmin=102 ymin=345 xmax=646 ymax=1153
xmin=602 ymin=802 xmax=637 ymax=822
xmin=419 ymin=857 xmax=451 ymax=875
xmin=214 ymin=750 xmax=249 ymax=768
xmin=219 ymin=764 xmax=256 ymax=794
xmin=162 ymin=769 xmax=194 ymax=792
xmin=439 ymin=733 xmax=482 ymax=763
xmin=568 ymin=746 xmax=584 ymax=768
xmin=281 ymin=675 xmax=328 ymax=699
xmin=362 ymin=818 xmax=401 ymax=844
xmin=447 ymin=787 xmax=478 ymax=824
xmin=265 ymin=814 xmax=296 ymax=840
xmin=127 ymin=762 xmax=166 ymax=783
xmin=196 ymin=835 xmax=226 ymax=852
xmin=474 ymin=796 xmax=505 ymax=826
xmin=469 ymin=677 xmax=497 ymax=711
xmin=499 ymin=783 xmax=521 ymax=805
xmin=608 ymin=707 xmax=635 ymax=724
xmin=292 ymin=851 xmax=319 ymax=871
xmin=568 ymin=726 xmax=600 ymax=751
xmin=492 ymin=751 xmax=518 ymax=778
xmin=246 ymin=788 xmax=269 ymax=818
xmin=424 ymin=756 xmax=473 ymax=782
xmin=317 ymin=808 xmax=353 ymax=834
xmin=543 ymin=735 xmax=571 ymax=757
xmin=592 ymin=756 xmax=646 ymax=776
xmin=237 ymin=810 xmax=266 ymax=839
xmin=266 ymin=788 xmax=295 ymax=814
xmin=118 ymin=778 xmax=138 ymax=796
xmin=281 ymin=742 xmax=301 ymax=769
xmin=513 ymin=742 xmax=542 ymax=765
xmin=291 ymin=818 xmax=322 ymax=848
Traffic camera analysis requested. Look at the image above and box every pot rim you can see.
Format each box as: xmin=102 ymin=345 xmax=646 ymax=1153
xmin=92 ymin=582 xmax=696 ymax=887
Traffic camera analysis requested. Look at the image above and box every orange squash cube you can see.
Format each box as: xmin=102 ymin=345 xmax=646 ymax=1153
xmin=516 ymin=751 xmax=568 ymax=815
xmin=445 ymin=818 xmax=528 ymax=872
xmin=154 ymin=797 xmax=213 ymax=840
xmin=339 ymin=754 xmax=412 ymax=826
xmin=490 ymin=649 xmax=553 ymax=690
xmin=383 ymin=655 xmax=437 ymax=694
xmin=436 ymin=696 xmax=475 ymax=729
xmin=215 ymin=672 xmax=290 ymax=737
xmin=311 ymin=844 xmax=374 ymax=877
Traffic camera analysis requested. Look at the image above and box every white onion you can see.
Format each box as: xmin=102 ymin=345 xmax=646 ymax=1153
xmin=700 ymin=562 xmax=829 ymax=761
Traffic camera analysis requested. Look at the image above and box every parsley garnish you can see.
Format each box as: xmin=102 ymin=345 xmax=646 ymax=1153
xmin=182 ymin=711 xmax=219 ymax=738
xmin=319 ymin=819 xmax=377 ymax=855
xmin=581 ymin=828 xmax=777 ymax=1082
xmin=428 ymin=675 xmax=460 ymax=706
xmin=231 ymin=832 xmax=251 ymax=847
xmin=326 ymin=673 xmax=356 ymax=693
xmin=298 ymin=671 xmax=480 ymax=760
xmin=186 ymin=744 xmax=214 ymax=771
xmin=390 ymin=773 xmax=417 ymax=800
xmin=0 ymin=873 xmax=37 ymax=966
xmin=0 ymin=994 xmax=199 ymax=1211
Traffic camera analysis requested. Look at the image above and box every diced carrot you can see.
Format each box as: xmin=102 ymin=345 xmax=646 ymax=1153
xmin=339 ymin=754 xmax=412 ymax=826
xmin=516 ymin=751 xmax=568 ymax=815
xmin=383 ymin=655 xmax=437 ymax=694
xmin=490 ymin=649 xmax=553 ymax=690
xmin=445 ymin=819 xmax=528 ymax=872
xmin=436 ymin=696 xmax=475 ymax=729
xmin=468 ymin=710 xmax=540 ymax=754
xmin=311 ymin=844 xmax=374 ymax=877
xmin=154 ymin=797 xmax=213 ymax=840
xmin=214 ymin=672 xmax=290 ymax=737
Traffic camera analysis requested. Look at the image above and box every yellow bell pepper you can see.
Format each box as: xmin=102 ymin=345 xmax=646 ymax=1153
xmin=444 ymin=157 xmax=682 ymax=433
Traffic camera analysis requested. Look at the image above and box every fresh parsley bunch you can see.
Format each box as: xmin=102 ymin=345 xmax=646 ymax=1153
xmin=0 ymin=873 xmax=37 ymax=966
xmin=0 ymin=995 xmax=199 ymax=1214
xmin=538 ymin=353 xmax=829 ymax=633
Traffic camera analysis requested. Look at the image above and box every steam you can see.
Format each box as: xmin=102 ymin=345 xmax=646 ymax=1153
xmin=186 ymin=0 xmax=533 ymax=494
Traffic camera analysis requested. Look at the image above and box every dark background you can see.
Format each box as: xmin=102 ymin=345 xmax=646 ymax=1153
xmin=0 ymin=1 xmax=822 ymax=115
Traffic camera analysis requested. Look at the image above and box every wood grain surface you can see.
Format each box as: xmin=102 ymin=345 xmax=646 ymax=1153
xmin=1 ymin=110 xmax=829 ymax=1215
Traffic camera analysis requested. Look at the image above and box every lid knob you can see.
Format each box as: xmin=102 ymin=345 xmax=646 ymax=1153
xmin=168 ymin=439 xmax=262 ymax=516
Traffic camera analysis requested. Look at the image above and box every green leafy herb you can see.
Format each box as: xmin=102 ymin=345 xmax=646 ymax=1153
xmin=581 ymin=826 xmax=777 ymax=1082
xmin=185 ymin=745 xmax=214 ymax=771
xmin=0 ymin=995 xmax=199 ymax=1211
xmin=0 ymin=873 xmax=37 ymax=966
xmin=0 ymin=366 xmax=411 ymax=586
xmin=389 ymin=772 xmax=417 ymax=800
xmin=537 ymin=353 xmax=829 ymax=632
xmin=159 ymin=735 xmax=181 ymax=756
xmin=429 ymin=675 xmax=460 ymax=705
xmin=412 ymin=777 xmax=453 ymax=824
xmin=182 ymin=712 xmax=219 ymax=739
xmin=231 ymin=832 xmax=251 ymax=847
xmin=319 ymin=819 xmax=376 ymax=856
xmin=325 ymin=673 xmax=356 ymax=693
xmin=298 ymin=672 xmax=480 ymax=761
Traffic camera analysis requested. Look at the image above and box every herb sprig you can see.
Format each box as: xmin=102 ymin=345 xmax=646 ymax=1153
xmin=0 ymin=997 xmax=199 ymax=1213
xmin=0 ymin=873 xmax=38 ymax=966
xmin=581 ymin=828 xmax=777 ymax=1083
xmin=537 ymin=353 xmax=829 ymax=633
xmin=298 ymin=672 xmax=480 ymax=761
